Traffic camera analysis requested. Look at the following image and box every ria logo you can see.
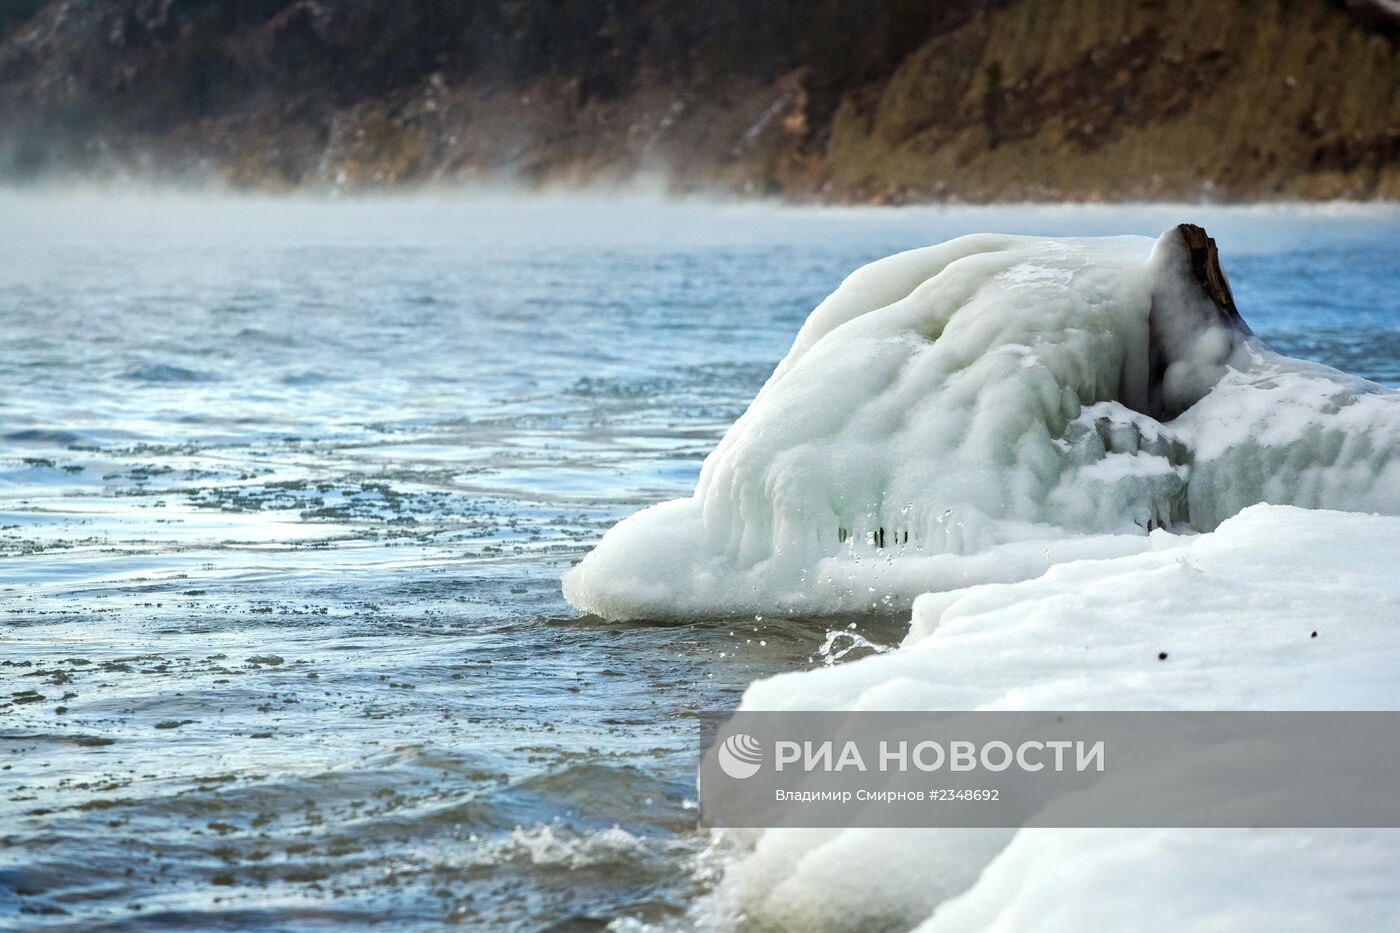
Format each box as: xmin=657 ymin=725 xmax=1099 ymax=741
xmin=717 ymin=733 xmax=764 ymax=779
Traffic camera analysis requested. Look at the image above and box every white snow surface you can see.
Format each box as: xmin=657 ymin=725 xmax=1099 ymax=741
xmin=564 ymin=230 xmax=1400 ymax=621
xmin=693 ymin=505 xmax=1400 ymax=932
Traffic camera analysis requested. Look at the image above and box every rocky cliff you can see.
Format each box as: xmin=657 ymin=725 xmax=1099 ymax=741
xmin=1 ymin=0 xmax=1396 ymax=201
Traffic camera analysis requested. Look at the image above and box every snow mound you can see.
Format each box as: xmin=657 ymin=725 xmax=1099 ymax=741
xmin=697 ymin=505 xmax=1400 ymax=932
xmin=564 ymin=227 xmax=1400 ymax=621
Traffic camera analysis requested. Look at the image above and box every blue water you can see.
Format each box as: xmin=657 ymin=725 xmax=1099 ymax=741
xmin=1 ymin=194 xmax=1397 ymax=930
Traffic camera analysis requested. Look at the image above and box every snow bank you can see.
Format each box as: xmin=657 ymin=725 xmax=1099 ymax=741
xmin=564 ymin=227 xmax=1400 ymax=621
xmin=696 ymin=505 xmax=1400 ymax=931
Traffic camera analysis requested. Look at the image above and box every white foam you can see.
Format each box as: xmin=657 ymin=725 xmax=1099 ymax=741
xmin=500 ymin=823 xmax=653 ymax=870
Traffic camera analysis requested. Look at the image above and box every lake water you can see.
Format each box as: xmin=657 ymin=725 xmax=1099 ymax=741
xmin=2 ymin=193 xmax=1397 ymax=930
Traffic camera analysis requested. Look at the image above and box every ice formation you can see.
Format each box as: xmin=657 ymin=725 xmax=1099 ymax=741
xmin=697 ymin=505 xmax=1400 ymax=931
xmin=564 ymin=225 xmax=1400 ymax=621
xmin=579 ymin=226 xmax=1400 ymax=926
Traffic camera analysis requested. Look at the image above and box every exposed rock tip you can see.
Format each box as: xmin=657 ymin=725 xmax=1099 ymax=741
xmin=1174 ymin=223 xmax=1250 ymax=334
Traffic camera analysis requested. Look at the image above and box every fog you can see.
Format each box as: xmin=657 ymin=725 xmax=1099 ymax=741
xmin=4 ymin=186 xmax=1398 ymax=264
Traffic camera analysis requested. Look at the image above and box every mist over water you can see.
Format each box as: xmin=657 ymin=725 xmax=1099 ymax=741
xmin=2 ymin=193 xmax=1397 ymax=928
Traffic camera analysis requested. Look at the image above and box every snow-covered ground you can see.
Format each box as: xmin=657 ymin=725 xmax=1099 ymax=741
xmin=694 ymin=505 xmax=1400 ymax=931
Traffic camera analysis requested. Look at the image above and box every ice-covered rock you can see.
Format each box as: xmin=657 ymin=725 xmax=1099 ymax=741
xmin=575 ymin=228 xmax=1400 ymax=927
xmin=564 ymin=226 xmax=1400 ymax=621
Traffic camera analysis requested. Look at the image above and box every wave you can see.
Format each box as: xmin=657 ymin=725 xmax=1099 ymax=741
xmin=120 ymin=363 xmax=218 ymax=384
